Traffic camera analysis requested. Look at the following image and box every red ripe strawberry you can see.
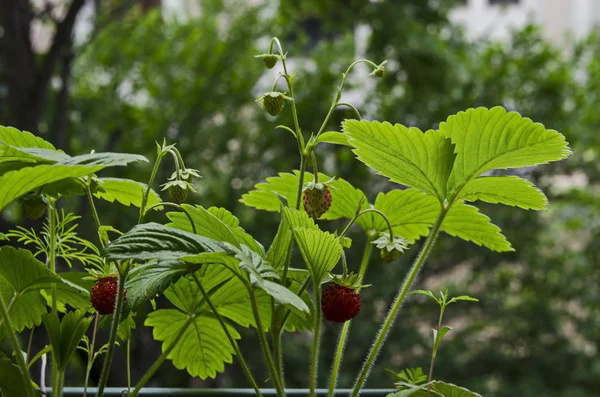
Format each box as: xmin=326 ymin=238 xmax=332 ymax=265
xmin=321 ymin=284 xmax=361 ymax=323
xmin=91 ymin=276 xmax=127 ymax=315
xmin=303 ymin=184 xmax=332 ymax=219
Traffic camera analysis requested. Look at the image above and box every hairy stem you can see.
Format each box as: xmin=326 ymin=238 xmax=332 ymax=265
xmin=309 ymin=286 xmax=322 ymax=397
xmin=191 ymin=274 xmax=263 ymax=397
xmin=327 ymin=242 xmax=373 ymax=397
xmin=95 ymin=270 xmax=128 ymax=397
xmin=82 ymin=313 xmax=99 ymax=397
xmin=129 ymin=316 xmax=195 ymax=397
xmin=138 ymin=150 xmax=165 ymax=223
xmin=350 ymin=208 xmax=448 ymax=397
xmin=0 ymin=293 xmax=37 ymax=397
xmin=248 ymin=285 xmax=285 ymax=397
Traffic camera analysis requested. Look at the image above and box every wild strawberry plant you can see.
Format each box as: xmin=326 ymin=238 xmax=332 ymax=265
xmin=0 ymin=38 xmax=571 ymax=397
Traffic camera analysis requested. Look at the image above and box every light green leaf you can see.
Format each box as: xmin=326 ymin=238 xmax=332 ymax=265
xmin=316 ymin=131 xmax=350 ymax=146
xmin=42 ymin=310 xmax=92 ymax=370
xmin=58 ymin=152 xmax=148 ymax=167
xmin=102 ymin=222 xmax=226 ymax=262
xmin=442 ymin=202 xmax=513 ymax=252
xmin=459 ymin=176 xmax=548 ymax=210
xmin=0 ymin=164 xmax=103 ymax=211
xmin=125 ymin=260 xmax=189 ymax=309
xmin=342 ymin=120 xmax=455 ymax=200
xmin=146 ymin=309 xmax=240 ymax=379
xmin=0 ymin=358 xmax=30 ymax=397
xmin=440 ymin=107 xmax=571 ymax=197
xmin=292 ymin=228 xmax=342 ymax=284
xmin=410 ymin=290 xmax=440 ymax=304
xmin=94 ymin=178 xmax=162 ymax=209
xmin=166 ymin=205 xmax=263 ymax=253
xmin=282 ymin=206 xmax=318 ymax=231
xmin=432 ymin=325 xmax=452 ymax=354
xmin=448 ymin=295 xmax=479 ymax=304
xmin=372 ymin=189 xmax=440 ymax=243
xmin=431 ymin=381 xmax=483 ymax=397
xmin=0 ymin=125 xmax=60 ymax=172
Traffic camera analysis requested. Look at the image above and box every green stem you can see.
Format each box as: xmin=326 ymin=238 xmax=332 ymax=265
xmin=47 ymin=202 xmax=58 ymax=313
xmin=294 ymin=156 xmax=307 ymax=212
xmin=271 ymin=37 xmax=301 ymax=140
xmin=350 ymin=208 xmax=448 ymax=397
xmin=248 ymin=285 xmax=285 ymax=397
xmin=309 ymin=285 xmax=322 ymax=397
xmin=82 ymin=313 xmax=99 ymax=397
xmin=0 ymin=293 xmax=37 ymax=397
xmin=336 ymin=103 xmax=362 ymax=120
xmin=339 ymin=208 xmax=394 ymax=241
xmin=95 ymin=270 xmax=128 ymax=397
xmin=53 ymin=368 xmax=65 ymax=397
xmin=138 ymin=150 xmax=166 ymax=224
xmin=327 ymin=242 xmax=373 ymax=397
xmin=191 ymin=274 xmax=262 ymax=397
xmin=127 ymin=339 xmax=132 ymax=393
xmin=310 ymin=152 xmax=319 ymax=184
xmin=129 ymin=316 xmax=195 ymax=397
xmin=427 ymin=306 xmax=446 ymax=388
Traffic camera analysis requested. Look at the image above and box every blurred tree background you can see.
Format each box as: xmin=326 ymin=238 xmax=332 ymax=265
xmin=1 ymin=0 xmax=599 ymax=396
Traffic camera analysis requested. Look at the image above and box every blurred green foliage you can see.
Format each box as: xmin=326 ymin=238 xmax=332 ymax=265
xmin=1 ymin=0 xmax=599 ymax=396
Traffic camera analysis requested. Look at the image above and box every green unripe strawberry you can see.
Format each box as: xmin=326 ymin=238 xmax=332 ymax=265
xmin=380 ymin=247 xmax=401 ymax=263
xmin=261 ymin=92 xmax=286 ymax=116
xmin=263 ymin=54 xmax=279 ymax=69
xmin=23 ymin=196 xmax=47 ymax=220
xmin=303 ymin=184 xmax=332 ymax=219
xmin=169 ymin=184 xmax=188 ymax=204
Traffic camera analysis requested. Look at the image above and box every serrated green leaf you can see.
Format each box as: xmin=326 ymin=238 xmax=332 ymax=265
xmin=442 ymin=202 xmax=513 ymax=252
xmin=342 ymin=120 xmax=456 ymax=200
xmin=431 ymin=381 xmax=482 ymax=397
xmin=0 ymin=358 xmax=30 ymax=397
xmin=282 ymin=206 xmax=319 ymax=231
xmin=459 ymin=176 xmax=548 ymax=210
xmin=262 ymin=280 xmax=309 ymax=313
xmin=166 ymin=205 xmax=263 ymax=253
xmin=103 ymin=222 xmax=226 ymax=262
xmin=372 ymin=189 xmax=440 ymax=243
xmin=440 ymin=107 xmax=571 ymax=198
xmin=316 ymin=131 xmax=351 ymax=146
xmin=0 ymin=247 xmax=59 ymax=293
xmin=146 ymin=309 xmax=240 ymax=379
xmin=0 ymin=125 xmax=60 ymax=173
xmin=94 ymin=178 xmax=162 ymax=209
xmin=42 ymin=310 xmax=92 ymax=370
xmin=0 ymin=164 xmax=103 ymax=211
xmin=125 ymin=260 xmax=189 ymax=309
xmin=292 ymin=228 xmax=342 ymax=284
xmin=0 ymin=277 xmax=47 ymax=332
xmin=58 ymin=152 xmax=148 ymax=167
xmin=266 ymin=213 xmax=293 ymax=271
xmin=117 ymin=315 xmax=136 ymax=341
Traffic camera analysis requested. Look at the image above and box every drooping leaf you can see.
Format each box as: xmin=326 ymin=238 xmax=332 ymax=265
xmin=42 ymin=310 xmax=92 ymax=370
xmin=372 ymin=189 xmax=440 ymax=243
xmin=292 ymin=228 xmax=343 ymax=284
xmin=432 ymin=325 xmax=452 ymax=354
xmin=94 ymin=178 xmax=162 ymax=210
xmin=0 ymin=164 xmax=103 ymax=211
xmin=125 ymin=260 xmax=189 ymax=309
xmin=342 ymin=120 xmax=456 ymax=200
xmin=0 ymin=358 xmax=30 ymax=397
xmin=103 ymin=222 xmax=225 ymax=262
xmin=458 ymin=176 xmax=548 ymax=210
xmin=146 ymin=309 xmax=240 ymax=379
xmin=441 ymin=202 xmax=513 ymax=252
xmin=58 ymin=152 xmax=148 ymax=167
xmin=439 ymin=107 xmax=571 ymax=197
